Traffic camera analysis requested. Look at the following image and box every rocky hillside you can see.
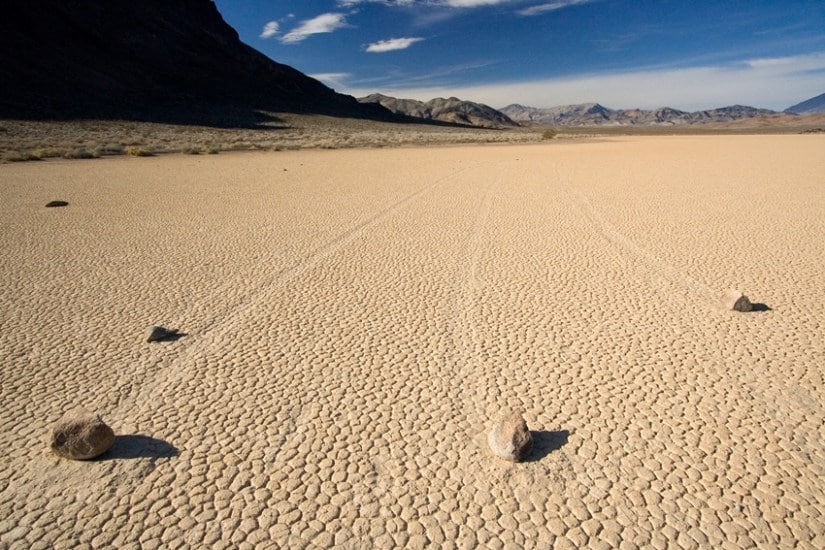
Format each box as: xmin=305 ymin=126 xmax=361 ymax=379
xmin=359 ymin=94 xmax=519 ymax=129
xmin=0 ymin=0 xmax=392 ymax=124
xmin=786 ymin=92 xmax=825 ymax=114
xmin=501 ymin=103 xmax=778 ymax=126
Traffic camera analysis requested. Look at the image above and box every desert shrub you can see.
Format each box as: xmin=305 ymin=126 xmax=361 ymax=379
xmin=542 ymin=129 xmax=558 ymax=140
xmin=5 ymin=151 xmax=41 ymax=162
xmin=205 ymin=148 xmax=219 ymax=155
xmin=64 ymin=148 xmax=98 ymax=159
xmin=32 ymin=148 xmax=63 ymax=159
xmin=127 ymin=147 xmax=154 ymax=157
xmin=96 ymin=143 xmax=125 ymax=155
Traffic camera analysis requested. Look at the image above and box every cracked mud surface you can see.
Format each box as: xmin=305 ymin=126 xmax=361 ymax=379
xmin=1 ymin=136 xmax=824 ymax=548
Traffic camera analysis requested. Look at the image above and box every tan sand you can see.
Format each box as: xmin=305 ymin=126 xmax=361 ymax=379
xmin=1 ymin=135 xmax=824 ymax=548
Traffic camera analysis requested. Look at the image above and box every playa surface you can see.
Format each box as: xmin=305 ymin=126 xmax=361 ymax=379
xmin=1 ymin=136 xmax=824 ymax=548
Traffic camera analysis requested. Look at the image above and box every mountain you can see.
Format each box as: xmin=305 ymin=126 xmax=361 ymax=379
xmin=359 ymin=94 xmax=519 ymax=129
xmin=501 ymin=103 xmax=778 ymax=126
xmin=786 ymin=92 xmax=825 ymax=114
xmin=0 ymin=0 xmax=392 ymax=125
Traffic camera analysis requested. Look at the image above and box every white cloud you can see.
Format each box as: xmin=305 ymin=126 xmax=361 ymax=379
xmin=281 ymin=13 xmax=349 ymax=44
xmin=340 ymin=53 xmax=825 ymax=111
xmin=518 ymin=0 xmax=592 ymax=16
xmin=366 ymin=37 xmax=426 ymax=52
xmin=259 ymin=21 xmax=280 ymax=39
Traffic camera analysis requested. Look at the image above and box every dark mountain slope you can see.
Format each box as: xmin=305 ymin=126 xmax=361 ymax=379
xmin=358 ymin=94 xmax=518 ymax=129
xmin=786 ymin=92 xmax=825 ymax=114
xmin=0 ymin=0 xmax=391 ymax=125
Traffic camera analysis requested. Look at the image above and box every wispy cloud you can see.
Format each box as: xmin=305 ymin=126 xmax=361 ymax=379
xmin=281 ymin=13 xmax=349 ymax=44
xmin=442 ymin=0 xmax=514 ymax=6
xmin=259 ymin=21 xmax=280 ymax=39
xmin=309 ymin=73 xmax=352 ymax=89
xmin=341 ymin=53 xmax=825 ymax=111
xmin=366 ymin=37 xmax=426 ymax=52
xmin=338 ymin=0 xmax=514 ymax=6
xmin=518 ymin=0 xmax=593 ymax=16
xmin=338 ymin=0 xmax=524 ymax=8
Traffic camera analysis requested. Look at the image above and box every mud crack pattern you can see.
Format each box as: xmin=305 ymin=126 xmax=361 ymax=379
xmin=1 ymin=138 xmax=824 ymax=548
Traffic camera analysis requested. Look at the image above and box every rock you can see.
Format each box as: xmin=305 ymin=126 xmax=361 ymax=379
xmin=51 ymin=407 xmax=115 ymax=460
xmin=488 ymin=410 xmax=533 ymax=462
xmin=45 ymin=200 xmax=69 ymax=207
xmin=722 ymin=289 xmax=753 ymax=312
xmin=146 ymin=326 xmax=178 ymax=342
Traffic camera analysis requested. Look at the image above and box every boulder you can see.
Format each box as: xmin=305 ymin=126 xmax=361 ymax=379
xmin=51 ymin=407 xmax=115 ymax=460
xmin=146 ymin=326 xmax=179 ymax=342
xmin=488 ymin=410 xmax=533 ymax=462
xmin=722 ymin=290 xmax=753 ymax=312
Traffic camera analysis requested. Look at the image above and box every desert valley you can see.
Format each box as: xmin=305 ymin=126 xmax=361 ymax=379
xmin=1 ymin=1 xmax=824 ymax=548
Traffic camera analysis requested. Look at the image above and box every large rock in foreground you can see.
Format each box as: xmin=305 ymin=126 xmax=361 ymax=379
xmin=51 ymin=407 xmax=115 ymax=460
xmin=722 ymin=289 xmax=753 ymax=312
xmin=488 ymin=410 xmax=533 ymax=462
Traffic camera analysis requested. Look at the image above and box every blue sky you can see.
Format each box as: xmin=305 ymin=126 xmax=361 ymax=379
xmin=214 ymin=0 xmax=825 ymax=111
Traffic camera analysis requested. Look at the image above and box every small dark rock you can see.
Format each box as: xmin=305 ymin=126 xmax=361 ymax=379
xmin=45 ymin=200 xmax=69 ymax=208
xmin=722 ymin=289 xmax=753 ymax=312
xmin=146 ymin=326 xmax=179 ymax=343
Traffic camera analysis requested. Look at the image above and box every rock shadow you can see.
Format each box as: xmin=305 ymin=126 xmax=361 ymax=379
xmin=527 ymin=430 xmax=570 ymax=462
xmin=101 ymin=435 xmax=179 ymax=460
xmin=750 ymin=303 xmax=771 ymax=312
xmin=151 ymin=331 xmax=188 ymax=343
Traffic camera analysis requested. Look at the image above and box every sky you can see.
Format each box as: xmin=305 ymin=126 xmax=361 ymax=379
xmin=213 ymin=0 xmax=825 ymax=111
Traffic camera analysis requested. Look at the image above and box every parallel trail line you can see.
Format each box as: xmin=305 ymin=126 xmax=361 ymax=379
xmin=555 ymin=165 xmax=718 ymax=307
xmin=115 ymin=165 xmax=471 ymax=414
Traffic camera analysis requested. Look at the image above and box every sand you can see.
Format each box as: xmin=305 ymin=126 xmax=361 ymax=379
xmin=1 ymin=135 xmax=823 ymax=548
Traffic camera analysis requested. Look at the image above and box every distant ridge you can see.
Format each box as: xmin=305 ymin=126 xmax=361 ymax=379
xmin=501 ymin=103 xmax=778 ymax=126
xmin=786 ymin=92 xmax=825 ymax=114
xmin=0 ymin=0 xmax=394 ymax=125
xmin=359 ymin=94 xmax=519 ymax=129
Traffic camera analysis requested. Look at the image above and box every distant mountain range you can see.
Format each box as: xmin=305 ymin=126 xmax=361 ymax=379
xmin=0 ymin=0 xmax=394 ymax=125
xmin=358 ymin=94 xmax=519 ymax=129
xmin=358 ymin=95 xmax=800 ymax=128
xmin=357 ymin=93 xmax=825 ymax=129
xmin=500 ymin=103 xmax=780 ymax=126
xmin=786 ymin=92 xmax=825 ymax=114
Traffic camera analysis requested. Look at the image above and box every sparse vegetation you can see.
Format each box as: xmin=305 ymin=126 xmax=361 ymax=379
xmin=542 ymin=128 xmax=558 ymax=140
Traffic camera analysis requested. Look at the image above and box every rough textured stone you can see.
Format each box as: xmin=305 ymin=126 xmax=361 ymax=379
xmin=488 ymin=410 xmax=533 ymax=462
xmin=146 ymin=326 xmax=178 ymax=342
xmin=51 ymin=407 xmax=115 ymax=460
xmin=722 ymin=290 xmax=753 ymax=312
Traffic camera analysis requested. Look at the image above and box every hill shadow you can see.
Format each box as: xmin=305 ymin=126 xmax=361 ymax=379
xmin=3 ymin=103 xmax=293 ymax=131
xmin=527 ymin=429 xmax=570 ymax=462
xmin=101 ymin=435 xmax=179 ymax=460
